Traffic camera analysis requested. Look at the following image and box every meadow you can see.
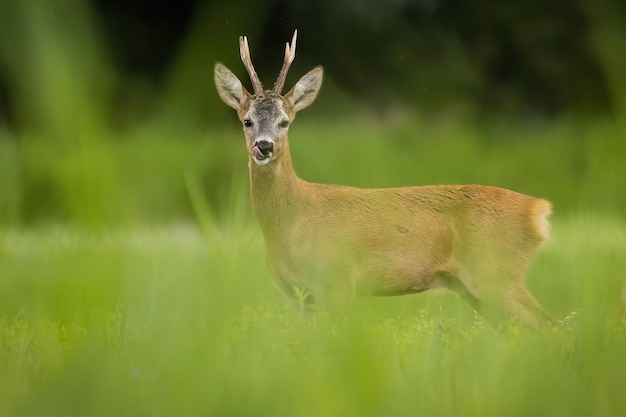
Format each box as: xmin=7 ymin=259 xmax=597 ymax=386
xmin=1 ymin=117 xmax=626 ymax=417
xmin=1 ymin=2 xmax=626 ymax=413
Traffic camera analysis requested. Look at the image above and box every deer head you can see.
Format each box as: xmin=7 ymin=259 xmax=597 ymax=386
xmin=214 ymin=30 xmax=323 ymax=166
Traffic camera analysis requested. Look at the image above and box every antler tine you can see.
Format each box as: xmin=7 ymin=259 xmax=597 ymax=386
xmin=273 ymin=30 xmax=298 ymax=94
xmin=239 ymin=35 xmax=264 ymax=95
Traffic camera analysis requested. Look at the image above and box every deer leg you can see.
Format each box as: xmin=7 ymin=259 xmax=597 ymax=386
xmin=470 ymin=281 xmax=555 ymax=328
xmin=440 ymin=272 xmax=483 ymax=313
xmin=454 ymin=259 xmax=554 ymax=327
xmin=502 ymin=283 xmax=556 ymax=327
xmin=308 ymin=273 xmax=356 ymax=313
xmin=274 ymin=277 xmax=317 ymax=314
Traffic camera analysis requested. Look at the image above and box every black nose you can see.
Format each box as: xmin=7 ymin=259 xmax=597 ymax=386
xmin=255 ymin=140 xmax=274 ymax=154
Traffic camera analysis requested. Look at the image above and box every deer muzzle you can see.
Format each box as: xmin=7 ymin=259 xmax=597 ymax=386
xmin=252 ymin=139 xmax=274 ymax=165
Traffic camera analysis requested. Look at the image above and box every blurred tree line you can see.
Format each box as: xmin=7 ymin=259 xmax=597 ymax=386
xmin=0 ymin=0 xmax=624 ymax=226
xmin=0 ymin=0 xmax=625 ymax=127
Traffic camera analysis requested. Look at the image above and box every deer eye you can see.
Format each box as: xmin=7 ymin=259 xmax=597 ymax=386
xmin=278 ymin=120 xmax=289 ymax=128
xmin=243 ymin=119 xmax=253 ymax=128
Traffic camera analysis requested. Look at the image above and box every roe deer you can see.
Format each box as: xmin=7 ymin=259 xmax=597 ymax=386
xmin=214 ymin=30 xmax=554 ymax=326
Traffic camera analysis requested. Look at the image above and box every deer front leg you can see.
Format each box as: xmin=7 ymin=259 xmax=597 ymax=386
xmin=312 ymin=276 xmax=357 ymax=313
xmin=275 ymin=274 xmax=356 ymax=314
xmin=273 ymin=277 xmax=317 ymax=313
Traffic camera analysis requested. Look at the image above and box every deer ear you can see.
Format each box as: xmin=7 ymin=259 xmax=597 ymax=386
xmin=285 ymin=66 xmax=323 ymax=113
xmin=215 ymin=62 xmax=250 ymax=110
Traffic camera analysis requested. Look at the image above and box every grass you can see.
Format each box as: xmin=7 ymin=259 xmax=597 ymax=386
xmin=3 ymin=114 xmax=625 ymax=227
xmin=1 ymin=2 xmax=625 ymax=414
xmin=1 ymin=210 xmax=625 ymax=417
xmin=2 ymin=102 xmax=626 ymax=417
xmin=2 ymin=81 xmax=625 ymax=417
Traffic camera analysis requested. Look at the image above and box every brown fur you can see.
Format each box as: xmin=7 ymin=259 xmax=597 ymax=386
xmin=214 ymin=33 xmax=554 ymax=327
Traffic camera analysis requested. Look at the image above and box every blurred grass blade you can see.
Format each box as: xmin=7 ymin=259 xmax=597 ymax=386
xmin=185 ymin=170 xmax=221 ymax=253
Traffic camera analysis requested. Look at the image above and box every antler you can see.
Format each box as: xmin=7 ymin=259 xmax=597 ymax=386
xmin=273 ymin=30 xmax=297 ymax=94
xmin=239 ymin=35 xmax=264 ymax=95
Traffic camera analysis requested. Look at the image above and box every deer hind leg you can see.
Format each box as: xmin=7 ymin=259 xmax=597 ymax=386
xmin=467 ymin=281 xmax=554 ymax=328
xmin=452 ymin=268 xmax=554 ymax=327
xmin=439 ymin=272 xmax=483 ymax=313
xmin=501 ymin=283 xmax=556 ymax=327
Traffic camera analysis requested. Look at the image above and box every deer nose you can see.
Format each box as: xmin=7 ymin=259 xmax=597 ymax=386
xmin=255 ymin=140 xmax=274 ymax=155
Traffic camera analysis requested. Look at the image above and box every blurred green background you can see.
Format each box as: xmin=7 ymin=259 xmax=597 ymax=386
xmin=0 ymin=0 xmax=624 ymax=227
xmin=1 ymin=1 xmax=626 ymax=416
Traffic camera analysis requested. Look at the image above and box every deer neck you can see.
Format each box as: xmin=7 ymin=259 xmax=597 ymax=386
xmin=249 ymin=138 xmax=303 ymax=237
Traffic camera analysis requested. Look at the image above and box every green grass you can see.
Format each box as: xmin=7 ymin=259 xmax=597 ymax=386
xmin=1 ymin=2 xmax=626 ymax=415
xmin=1 ymin=111 xmax=626 ymax=417
xmin=2 ymin=87 xmax=625 ymax=417
xmin=1 ymin=212 xmax=625 ymax=417
xmin=3 ymin=115 xmax=625 ymax=227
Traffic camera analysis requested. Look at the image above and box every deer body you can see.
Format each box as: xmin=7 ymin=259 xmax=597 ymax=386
xmin=215 ymin=31 xmax=554 ymax=326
